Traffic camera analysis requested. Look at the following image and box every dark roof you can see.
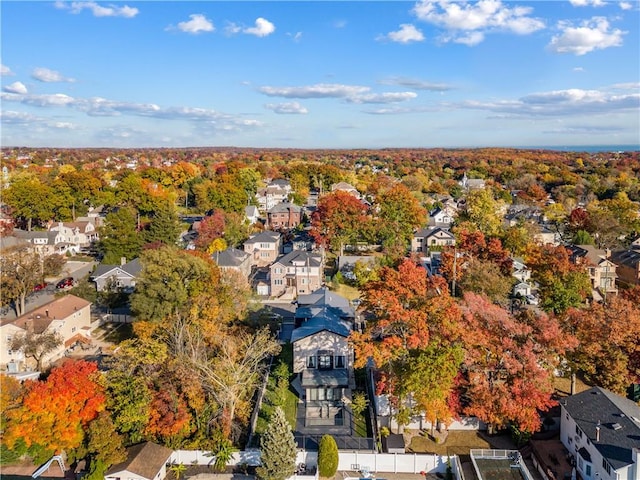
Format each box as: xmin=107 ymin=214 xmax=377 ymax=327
xmin=105 ymin=441 xmax=173 ymax=479
xmin=290 ymin=310 xmax=352 ymax=342
xmin=92 ymin=258 xmax=141 ymax=279
xmin=212 ymin=248 xmax=250 ymax=267
xmin=268 ymin=202 xmax=302 ymax=214
xmin=243 ymin=230 xmax=281 ymax=245
xmin=272 ymin=250 xmax=322 ymax=268
xmin=414 ymin=227 xmax=454 ymax=239
xmin=563 ymin=386 xmax=640 ymax=470
xmin=296 ymin=287 xmax=354 ymax=318
xmin=301 ymin=369 xmax=349 ymax=387
xmin=610 ymin=247 xmax=640 ymax=268
xmin=384 ymin=434 xmax=406 ymax=450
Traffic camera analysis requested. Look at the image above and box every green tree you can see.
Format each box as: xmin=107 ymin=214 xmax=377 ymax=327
xmin=317 ymin=434 xmax=339 ymax=479
xmin=0 ymin=246 xmax=43 ymax=316
xmin=3 ymin=174 xmax=54 ymax=230
xmin=256 ymin=407 xmax=297 ymax=480
xmin=458 ymin=258 xmax=514 ymax=305
xmin=145 ymin=200 xmax=182 ymax=246
xmin=458 ymin=188 xmax=506 ymax=237
xmin=130 ymin=246 xmax=214 ymax=322
xmin=83 ymin=412 xmax=126 ymax=480
xmin=99 ymin=207 xmax=144 ymax=264
xmin=104 ymin=370 xmax=152 ymax=444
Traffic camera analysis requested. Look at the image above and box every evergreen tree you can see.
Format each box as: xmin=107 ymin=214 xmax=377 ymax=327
xmin=317 ymin=434 xmax=339 ymax=479
xmin=99 ymin=207 xmax=144 ymax=264
xmin=146 ymin=200 xmax=181 ymax=246
xmin=256 ymin=407 xmax=297 ymax=480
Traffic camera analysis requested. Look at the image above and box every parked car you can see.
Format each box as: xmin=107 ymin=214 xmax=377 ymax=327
xmin=56 ymin=277 xmax=75 ymax=289
xmin=33 ymin=283 xmax=48 ymax=292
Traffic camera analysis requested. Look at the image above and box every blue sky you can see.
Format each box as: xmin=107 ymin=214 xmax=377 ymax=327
xmin=1 ymin=0 xmax=639 ymax=149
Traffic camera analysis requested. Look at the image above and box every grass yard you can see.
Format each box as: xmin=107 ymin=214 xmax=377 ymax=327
xmin=330 ymin=283 xmax=361 ymax=301
xmin=406 ymin=429 xmax=492 ymax=457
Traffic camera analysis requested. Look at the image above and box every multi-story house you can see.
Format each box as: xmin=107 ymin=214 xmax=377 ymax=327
xmin=243 ymin=230 xmax=282 ymax=267
xmin=560 ymin=387 xmax=639 ymax=480
xmin=11 ymin=229 xmax=68 ymax=256
xmin=212 ymin=247 xmax=252 ymax=283
xmin=428 ymin=204 xmax=457 ymax=227
xmin=291 ymin=288 xmax=356 ymax=428
xmin=91 ymin=258 xmax=142 ymax=292
xmin=256 ymin=179 xmax=292 ymax=212
xmin=269 ymin=250 xmax=323 ymax=298
xmin=49 ymin=221 xmax=99 ymax=252
xmin=267 ymin=202 xmax=302 ymax=230
xmin=568 ymin=245 xmax=618 ymax=298
xmin=411 ymin=227 xmax=455 ymax=253
xmin=1 ymin=295 xmax=92 ymax=372
xmin=610 ymin=243 xmax=640 ymax=287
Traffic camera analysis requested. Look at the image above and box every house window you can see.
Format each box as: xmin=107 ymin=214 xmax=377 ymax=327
xmin=585 ymin=465 xmax=591 ymax=477
xmin=274 ymin=268 xmax=283 ymax=274
xmin=318 ymin=352 xmax=333 ymax=370
xmin=335 ymin=355 xmax=345 ymax=368
xmin=274 ymin=279 xmax=283 ymax=286
xmin=261 ymin=252 xmax=270 ymax=257
xmin=72 ymin=327 xmax=77 ymax=333
xmin=307 ymin=356 xmax=316 ymax=368
xmin=602 ymin=460 xmax=611 ymax=475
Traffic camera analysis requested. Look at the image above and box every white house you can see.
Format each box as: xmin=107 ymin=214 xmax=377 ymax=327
xmin=49 ymin=221 xmax=98 ymax=252
xmin=412 ymin=227 xmax=455 ymax=253
xmin=560 ymin=387 xmax=640 ymax=480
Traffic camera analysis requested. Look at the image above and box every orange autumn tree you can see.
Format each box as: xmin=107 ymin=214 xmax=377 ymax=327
xmin=459 ymin=293 xmax=574 ymax=436
xmin=351 ymin=259 xmax=463 ymax=431
xmin=3 ymin=360 xmax=105 ymax=459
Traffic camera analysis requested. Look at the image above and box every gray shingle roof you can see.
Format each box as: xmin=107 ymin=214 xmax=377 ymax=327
xmin=563 ymin=386 xmax=640 ymax=470
xmin=243 ymin=230 xmax=281 ymax=245
xmin=105 ymin=441 xmax=173 ymax=480
xmin=212 ymin=247 xmax=250 ymax=267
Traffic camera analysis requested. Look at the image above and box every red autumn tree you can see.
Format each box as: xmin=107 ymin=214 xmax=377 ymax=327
xmin=351 ymin=259 xmax=463 ymax=430
xmin=144 ymin=383 xmax=191 ymax=444
xmin=195 ymin=209 xmax=226 ymax=250
xmin=459 ymin=293 xmax=572 ymax=433
xmin=3 ymin=360 xmax=105 ymax=455
xmin=310 ymin=191 xmax=370 ymax=255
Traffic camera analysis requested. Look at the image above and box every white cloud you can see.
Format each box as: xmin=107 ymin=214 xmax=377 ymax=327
xmin=287 ymin=32 xmax=303 ymax=42
xmin=384 ymin=24 xmax=425 ymax=43
xmin=56 ymin=1 xmax=138 ymax=18
xmin=461 ymin=86 xmax=639 ymax=116
xmin=32 ymin=67 xmax=75 ymax=83
xmin=1 ymin=64 xmax=14 ymax=76
xmin=347 ymin=92 xmax=418 ymax=104
xmin=258 ymin=83 xmax=370 ymax=99
xmin=175 ymin=14 xmax=215 ymax=34
xmin=3 ymin=82 xmax=28 ymax=94
xmin=224 ymin=22 xmax=242 ymax=35
xmin=265 ymin=102 xmax=309 ymax=114
xmin=549 ymin=17 xmax=625 ymax=55
xmin=243 ymin=18 xmax=275 ymax=37
xmin=573 ymin=67 xmax=585 ymax=72
xmin=619 ymin=2 xmax=633 ymax=10
xmin=0 ymin=110 xmax=40 ymax=124
xmin=381 ymin=77 xmax=454 ymax=91
xmin=569 ymin=0 xmax=606 ymax=6
xmin=412 ymin=0 xmax=545 ymax=45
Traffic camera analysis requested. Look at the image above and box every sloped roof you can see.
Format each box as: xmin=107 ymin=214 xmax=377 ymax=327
xmin=268 ymin=202 xmax=302 ymax=214
xmin=244 ymin=230 xmax=281 ymax=245
xmin=92 ymin=258 xmax=141 ymax=279
xmin=272 ymin=250 xmax=322 ymax=268
xmin=105 ymin=441 xmax=173 ymax=480
xmin=291 ymin=310 xmax=352 ymax=342
xmin=213 ymin=247 xmax=251 ymax=267
xmin=610 ymin=247 xmax=640 ymax=269
xmin=563 ymin=386 xmax=640 ymax=470
xmin=5 ymin=295 xmax=91 ymax=329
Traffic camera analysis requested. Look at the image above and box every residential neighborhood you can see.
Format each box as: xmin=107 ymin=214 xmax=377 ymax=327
xmin=0 ymin=146 xmax=639 ymax=480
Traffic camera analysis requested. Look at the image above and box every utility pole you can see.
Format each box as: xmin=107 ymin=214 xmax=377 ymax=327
xmin=451 ymin=247 xmax=457 ymax=297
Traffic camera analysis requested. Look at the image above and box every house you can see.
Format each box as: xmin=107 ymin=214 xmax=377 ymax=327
xmin=256 ymin=179 xmax=292 ymax=212
xmin=11 ymin=229 xmax=68 ymax=256
xmin=270 ymin=250 xmax=323 ymax=299
xmin=534 ymin=226 xmax=561 ymax=246
xmin=568 ymin=245 xmax=618 ymax=298
xmin=245 ymin=205 xmax=260 ymax=225
xmin=212 ymin=247 xmax=252 ymax=282
xmin=512 ymin=258 xmax=532 ymax=283
xmin=411 ymin=227 xmax=455 ymax=253
xmin=91 ymin=258 xmax=142 ymax=292
xmin=49 ymin=221 xmax=98 ymax=251
xmin=331 ymin=182 xmax=362 ymax=199
xmin=291 ymin=288 xmax=356 ymax=428
xmin=105 ymin=441 xmax=174 ymax=480
xmin=267 ymin=202 xmax=302 ymax=230
xmin=610 ymin=244 xmax=640 ymax=287
xmin=0 ymin=295 xmax=92 ymax=372
xmin=560 ymin=386 xmax=640 ymax=480
xmin=243 ymin=230 xmax=282 ymax=267
xmin=513 ymin=281 xmax=532 ymax=298
xmin=428 ymin=204 xmax=457 ymax=227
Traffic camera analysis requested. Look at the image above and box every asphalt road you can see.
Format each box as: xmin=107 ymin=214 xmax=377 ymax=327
xmin=1 ymin=260 xmax=97 ymax=321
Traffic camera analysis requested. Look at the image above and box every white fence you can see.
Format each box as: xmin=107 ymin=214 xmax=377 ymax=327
xmin=470 ymin=449 xmax=536 ymax=480
xmin=171 ymin=450 xmax=456 ymax=477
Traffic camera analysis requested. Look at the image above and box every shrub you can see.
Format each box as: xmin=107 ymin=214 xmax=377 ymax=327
xmin=317 ymin=434 xmax=339 ymax=479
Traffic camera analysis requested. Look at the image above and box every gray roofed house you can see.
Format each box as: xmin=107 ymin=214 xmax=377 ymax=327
xmin=212 ymin=247 xmax=252 ymax=281
xmin=270 ymin=250 xmax=323 ymax=299
xmin=560 ymin=386 xmax=640 ymax=480
xmin=105 ymin=441 xmax=173 ymax=480
xmin=91 ymin=257 xmax=142 ymax=292
xmin=411 ymin=227 xmax=455 ymax=253
xmin=610 ymin=245 xmax=640 ymax=287
xmin=267 ymin=202 xmax=302 ymax=230
xmin=243 ymin=230 xmax=282 ymax=267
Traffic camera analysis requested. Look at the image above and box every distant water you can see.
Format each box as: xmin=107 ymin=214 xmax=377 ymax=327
xmin=517 ymin=145 xmax=639 ymax=153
